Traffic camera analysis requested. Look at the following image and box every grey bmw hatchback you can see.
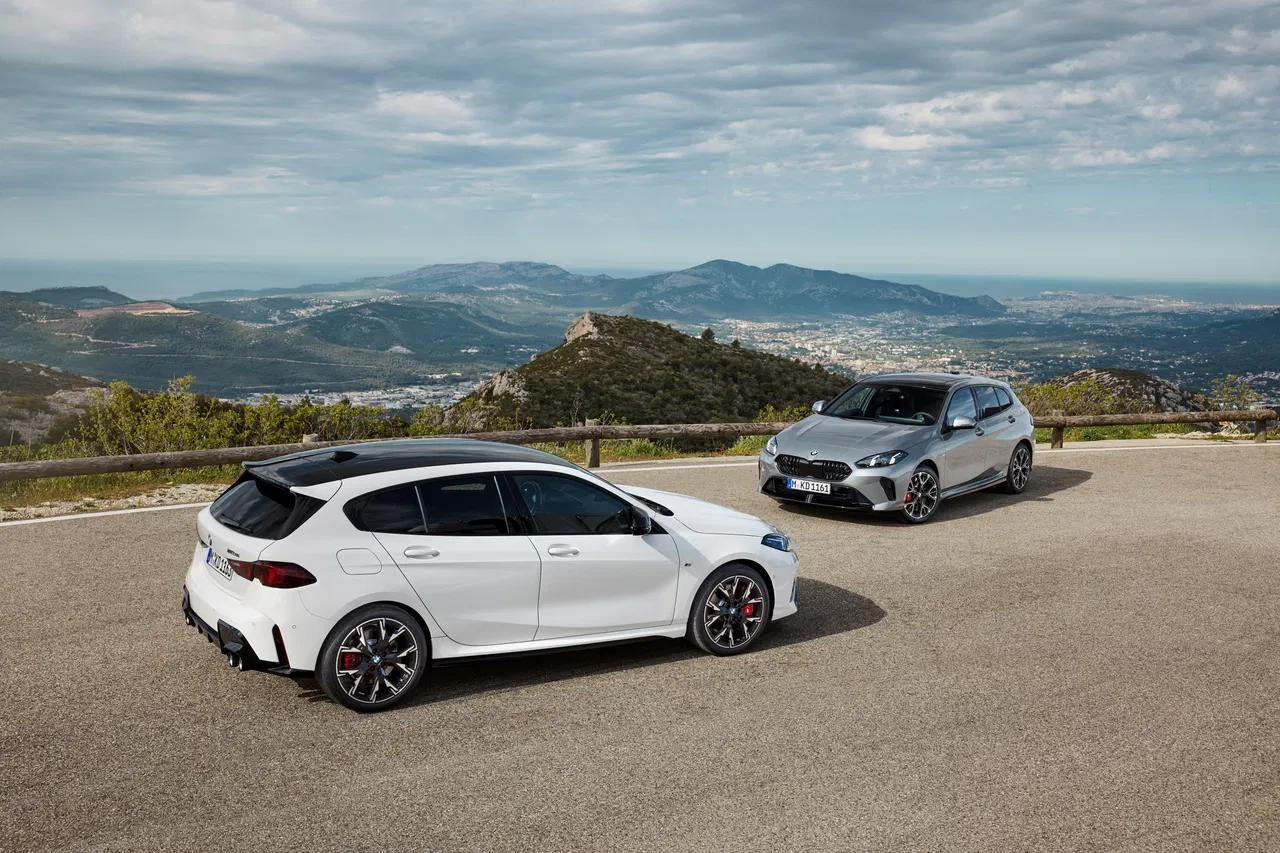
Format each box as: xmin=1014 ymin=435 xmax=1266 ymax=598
xmin=758 ymin=373 xmax=1035 ymax=523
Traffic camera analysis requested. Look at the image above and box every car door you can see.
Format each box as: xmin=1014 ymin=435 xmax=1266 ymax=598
xmin=938 ymin=387 xmax=989 ymax=490
xmin=357 ymin=475 xmax=541 ymax=647
xmin=506 ymin=471 xmax=680 ymax=640
xmin=974 ymin=385 xmax=1016 ymax=474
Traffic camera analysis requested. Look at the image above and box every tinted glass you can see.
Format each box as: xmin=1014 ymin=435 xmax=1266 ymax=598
xmin=510 ymin=473 xmax=632 ymax=535
xmin=349 ymin=485 xmax=425 ymax=534
xmin=210 ymin=474 xmax=322 ymax=539
xmin=994 ymin=387 xmax=1012 ymax=410
xmin=974 ymin=386 xmax=1002 ymax=420
xmin=419 ymin=475 xmax=510 ymax=536
xmin=824 ymin=382 xmax=948 ymax=425
xmin=945 ymin=388 xmax=978 ymax=423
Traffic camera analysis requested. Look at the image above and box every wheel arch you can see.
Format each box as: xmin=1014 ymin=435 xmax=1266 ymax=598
xmin=319 ymin=600 xmax=435 ymax=667
xmin=712 ymin=558 xmax=776 ymax=620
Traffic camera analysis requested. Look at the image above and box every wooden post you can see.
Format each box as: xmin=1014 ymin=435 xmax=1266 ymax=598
xmin=302 ymin=433 xmax=320 ymax=445
xmin=1256 ymin=420 xmax=1268 ymax=444
xmin=1050 ymin=427 xmax=1064 ymax=450
xmin=584 ymin=419 xmax=601 ymax=468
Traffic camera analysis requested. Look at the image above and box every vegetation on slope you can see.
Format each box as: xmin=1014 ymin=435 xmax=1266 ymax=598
xmin=459 ymin=312 xmax=851 ymax=428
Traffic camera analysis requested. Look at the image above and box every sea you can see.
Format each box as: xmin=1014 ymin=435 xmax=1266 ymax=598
xmin=2 ymin=259 xmax=1279 ymax=306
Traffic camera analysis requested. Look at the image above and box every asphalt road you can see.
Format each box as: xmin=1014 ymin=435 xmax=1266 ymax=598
xmin=2 ymin=442 xmax=1278 ymax=852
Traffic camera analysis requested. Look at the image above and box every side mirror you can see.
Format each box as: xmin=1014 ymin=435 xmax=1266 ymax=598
xmin=626 ymin=506 xmax=652 ymax=535
xmin=811 ymin=400 xmax=826 ymax=414
xmin=946 ymin=414 xmax=976 ymax=432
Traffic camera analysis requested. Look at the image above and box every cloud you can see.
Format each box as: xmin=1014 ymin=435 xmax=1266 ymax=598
xmin=0 ymin=0 xmax=1276 ymax=218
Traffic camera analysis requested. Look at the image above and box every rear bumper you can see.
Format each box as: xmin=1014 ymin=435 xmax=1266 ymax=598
xmin=182 ymin=550 xmax=329 ymax=673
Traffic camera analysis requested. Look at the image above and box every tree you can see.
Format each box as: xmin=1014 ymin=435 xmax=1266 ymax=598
xmin=700 ymin=327 xmax=715 ymax=342
xmin=731 ymin=338 xmax=741 ymax=348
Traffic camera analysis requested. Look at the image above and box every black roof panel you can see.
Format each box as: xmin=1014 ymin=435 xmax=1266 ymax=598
xmin=244 ymin=438 xmax=578 ymax=487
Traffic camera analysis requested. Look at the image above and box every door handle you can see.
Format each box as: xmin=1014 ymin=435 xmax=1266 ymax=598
xmin=402 ymin=546 xmax=440 ymax=560
xmin=974 ymin=428 xmax=985 ymax=437
xmin=547 ymin=545 xmax=579 ymax=557
xmin=1007 ymin=415 xmax=1016 ymax=423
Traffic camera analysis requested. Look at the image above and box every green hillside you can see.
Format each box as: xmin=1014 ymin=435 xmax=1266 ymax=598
xmin=0 ymin=286 xmax=133 ymax=309
xmin=465 ymin=312 xmax=850 ymax=427
xmin=285 ymin=301 xmax=563 ymax=362
xmin=0 ymin=361 xmax=102 ymax=396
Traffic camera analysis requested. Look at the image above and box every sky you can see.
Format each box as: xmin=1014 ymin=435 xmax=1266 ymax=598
xmin=1 ymin=0 xmax=1278 ymax=281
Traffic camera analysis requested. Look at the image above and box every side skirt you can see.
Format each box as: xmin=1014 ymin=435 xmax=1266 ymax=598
xmin=430 ymin=624 xmax=689 ymax=663
xmin=940 ymin=471 xmax=1008 ymax=500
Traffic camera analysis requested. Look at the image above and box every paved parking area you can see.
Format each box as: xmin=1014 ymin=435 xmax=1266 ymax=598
xmin=2 ymin=443 xmax=1278 ymax=852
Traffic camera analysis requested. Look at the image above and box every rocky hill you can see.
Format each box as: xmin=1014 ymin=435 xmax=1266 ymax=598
xmin=460 ymin=312 xmax=850 ymax=428
xmin=0 ymin=362 xmax=104 ymax=445
xmin=1045 ymin=368 xmax=1203 ymax=411
xmin=0 ymin=285 xmax=132 ymax=309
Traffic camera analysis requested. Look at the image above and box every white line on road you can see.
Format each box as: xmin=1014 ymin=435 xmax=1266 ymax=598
xmin=0 ymin=502 xmax=211 ymax=528
xmin=1 ymin=440 xmax=1275 ymax=527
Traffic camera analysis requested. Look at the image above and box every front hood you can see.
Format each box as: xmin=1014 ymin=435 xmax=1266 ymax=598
xmin=778 ymin=415 xmax=929 ymax=455
xmin=622 ymin=486 xmax=771 ymax=537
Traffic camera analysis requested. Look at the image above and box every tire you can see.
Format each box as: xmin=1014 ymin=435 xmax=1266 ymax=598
xmin=317 ymin=604 xmax=428 ymax=713
xmin=898 ymin=465 xmax=942 ymax=524
xmin=1001 ymin=443 xmax=1033 ymax=494
xmin=688 ymin=563 xmax=773 ymax=656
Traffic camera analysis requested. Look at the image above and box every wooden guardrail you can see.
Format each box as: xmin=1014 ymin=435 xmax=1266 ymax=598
xmin=0 ymin=410 xmax=1273 ymax=482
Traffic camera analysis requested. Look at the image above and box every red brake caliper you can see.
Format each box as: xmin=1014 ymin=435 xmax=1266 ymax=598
xmin=738 ymin=582 xmax=754 ymax=617
xmin=341 ymin=652 xmax=362 ymax=669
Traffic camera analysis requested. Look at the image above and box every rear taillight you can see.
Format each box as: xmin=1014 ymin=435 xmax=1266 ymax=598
xmin=229 ymin=559 xmax=255 ymax=580
xmin=252 ymin=561 xmax=316 ymax=589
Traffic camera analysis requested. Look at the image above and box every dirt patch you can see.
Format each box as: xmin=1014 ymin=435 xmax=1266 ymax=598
xmin=0 ymin=482 xmax=225 ymax=522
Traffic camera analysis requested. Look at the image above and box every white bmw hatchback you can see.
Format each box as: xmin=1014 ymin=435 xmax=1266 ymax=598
xmin=182 ymin=440 xmax=799 ymax=711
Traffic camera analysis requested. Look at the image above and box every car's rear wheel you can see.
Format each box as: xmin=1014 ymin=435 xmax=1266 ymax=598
xmin=898 ymin=465 xmax=941 ymax=524
xmin=318 ymin=605 xmax=428 ymax=713
xmin=689 ymin=564 xmax=772 ymax=656
xmin=1002 ymin=443 xmax=1033 ymax=494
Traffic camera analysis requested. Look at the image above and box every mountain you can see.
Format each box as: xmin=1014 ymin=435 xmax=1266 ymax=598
xmin=591 ymin=260 xmax=1006 ymax=319
xmin=186 ymin=259 xmax=1005 ymax=322
xmin=1178 ymin=309 xmax=1280 ymax=376
xmin=0 ymin=293 xmax=441 ymax=394
xmin=0 ymin=286 xmax=133 ymax=309
xmin=282 ymin=301 xmax=564 ymax=362
xmin=460 ymin=312 xmax=850 ymax=428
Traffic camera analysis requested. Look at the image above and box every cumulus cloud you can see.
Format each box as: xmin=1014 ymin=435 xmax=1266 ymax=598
xmin=0 ymin=0 xmax=1276 ymax=213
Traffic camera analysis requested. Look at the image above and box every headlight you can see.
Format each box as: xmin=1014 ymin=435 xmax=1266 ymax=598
xmin=764 ymin=436 xmax=778 ymax=456
xmin=761 ymin=532 xmax=791 ymax=552
xmin=855 ymin=450 xmax=908 ymax=468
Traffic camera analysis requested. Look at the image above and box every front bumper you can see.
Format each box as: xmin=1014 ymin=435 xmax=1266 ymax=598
xmin=758 ymin=453 xmax=912 ymax=511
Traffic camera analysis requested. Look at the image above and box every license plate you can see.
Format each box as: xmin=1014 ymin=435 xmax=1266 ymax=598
xmin=787 ymin=478 xmax=831 ymax=495
xmin=206 ymin=547 xmax=233 ymax=580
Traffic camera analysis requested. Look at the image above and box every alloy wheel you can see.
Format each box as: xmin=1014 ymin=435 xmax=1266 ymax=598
xmin=334 ymin=617 xmax=420 ymax=705
xmin=1010 ymin=446 xmax=1032 ymax=491
xmin=703 ymin=575 xmax=765 ymax=650
xmin=903 ymin=469 xmax=940 ymax=521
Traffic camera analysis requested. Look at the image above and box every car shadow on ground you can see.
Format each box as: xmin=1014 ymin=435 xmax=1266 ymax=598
xmin=775 ymin=464 xmax=1093 ymax=526
xmin=294 ymin=578 xmax=883 ymax=708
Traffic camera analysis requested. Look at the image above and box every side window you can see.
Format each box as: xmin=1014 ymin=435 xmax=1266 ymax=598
xmin=945 ymin=387 xmax=978 ymax=423
xmin=347 ymin=485 xmax=425 ymax=534
xmin=509 ymin=473 xmax=633 ymax=536
xmin=994 ymin=387 xmax=1013 ymax=411
xmin=974 ymin=386 xmax=1002 ymax=420
xmin=418 ymin=475 xmax=511 ymax=536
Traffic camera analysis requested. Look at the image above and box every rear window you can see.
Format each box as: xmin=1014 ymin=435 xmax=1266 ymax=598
xmin=346 ymin=485 xmax=425 ymax=534
xmin=419 ymin=475 xmax=511 ymax=536
xmin=210 ymin=474 xmax=323 ymax=540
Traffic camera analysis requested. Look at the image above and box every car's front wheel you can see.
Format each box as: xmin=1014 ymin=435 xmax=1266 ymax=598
xmin=317 ymin=605 xmax=428 ymax=713
xmin=898 ymin=465 xmax=941 ymax=524
xmin=689 ymin=564 xmax=772 ymax=656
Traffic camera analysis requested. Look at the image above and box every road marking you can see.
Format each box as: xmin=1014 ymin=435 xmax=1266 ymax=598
xmin=1043 ymin=441 xmax=1280 ymax=455
xmin=1 ymin=440 xmax=1274 ymax=527
xmin=0 ymin=502 xmax=211 ymax=528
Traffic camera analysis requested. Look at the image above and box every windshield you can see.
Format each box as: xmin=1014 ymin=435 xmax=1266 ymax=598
xmin=822 ymin=382 xmax=948 ymax=426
